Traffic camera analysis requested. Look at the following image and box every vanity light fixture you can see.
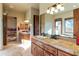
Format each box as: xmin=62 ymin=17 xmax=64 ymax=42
xmin=46 ymin=3 xmax=64 ymax=15
xmin=24 ymin=20 xmax=29 ymax=23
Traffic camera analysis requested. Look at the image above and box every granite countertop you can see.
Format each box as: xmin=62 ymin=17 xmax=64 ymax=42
xmin=32 ymin=36 xmax=79 ymax=56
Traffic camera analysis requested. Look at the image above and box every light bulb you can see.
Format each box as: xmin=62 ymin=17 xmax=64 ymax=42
xmin=51 ymin=7 xmax=55 ymax=11
xmin=47 ymin=9 xmax=50 ymax=13
xmin=57 ymin=4 xmax=61 ymax=9
xmin=60 ymin=6 xmax=64 ymax=11
xmin=54 ymin=9 xmax=58 ymax=13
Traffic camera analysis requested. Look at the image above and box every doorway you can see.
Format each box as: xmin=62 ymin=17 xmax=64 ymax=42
xmin=3 ymin=15 xmax=17 ymax=45
xmin=7 ymin=16 xmax=17 ymax=43
xmin=33 ymin=15 xmax=39 ymax=35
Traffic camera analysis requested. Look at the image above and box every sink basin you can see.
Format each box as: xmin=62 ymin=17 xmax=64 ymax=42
xmin=35 ymin=36 xmax=48 ymax=39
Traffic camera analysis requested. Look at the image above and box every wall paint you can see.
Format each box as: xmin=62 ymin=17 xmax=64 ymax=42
xmin=44 ymin=14 xmax=53 ymax=35
xmin=0 ymin=3 xmax=3 ymax=49
xmin=31 ymin=8 xmax=39 ymax=35
xmin=25 ymin=8 xmax=39 ymax=35
xmin=7 ymin=10 xmax=25 ymax=25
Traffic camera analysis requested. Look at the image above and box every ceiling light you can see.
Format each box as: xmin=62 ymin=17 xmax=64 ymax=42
xmin=46 ymin=3 xmax=64 ymax=15
xmin=73 ymin=5 xmax=76 ymax=8
xmin=47 ymin=9 xmax=50 ymax=13
xmin=3 ymin=13 xmax=7 ymax=15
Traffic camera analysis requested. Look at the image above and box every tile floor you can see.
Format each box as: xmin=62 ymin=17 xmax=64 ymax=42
xmin=0 ymin=40 xmax=32 ymax=56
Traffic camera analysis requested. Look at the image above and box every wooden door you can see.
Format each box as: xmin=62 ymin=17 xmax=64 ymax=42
xmin=3 ymin=15 xmax=7 ymax=45
xmin=73 ymin=8 xmax=79 ymax=36
xmin=33 ymin=15 xmax=39 ymax=35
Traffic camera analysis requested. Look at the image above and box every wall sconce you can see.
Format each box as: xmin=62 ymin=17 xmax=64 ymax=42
xmin=46 ymin=3 xmax=64 ymax=15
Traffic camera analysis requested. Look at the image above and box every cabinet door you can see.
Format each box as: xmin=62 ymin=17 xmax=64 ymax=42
xmin=36 ymin=46 xmax=44 ymax=56
xmin=44 ymin=44 xmax=57 ymax=56
xmin=31 ymin=42 xmax=44 ymax=56
xmin=31 ymin=43 xmax=36 ymax=56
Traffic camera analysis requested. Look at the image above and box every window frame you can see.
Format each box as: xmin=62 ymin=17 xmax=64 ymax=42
xmin=64 ymin=17 xmax=74 ymax=34
xmin=55 ymin=18 xmax=62 ymax=35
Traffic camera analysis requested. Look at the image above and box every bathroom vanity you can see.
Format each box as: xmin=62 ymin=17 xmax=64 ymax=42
xmin=31 ymin=36 xmax=79 ymax=56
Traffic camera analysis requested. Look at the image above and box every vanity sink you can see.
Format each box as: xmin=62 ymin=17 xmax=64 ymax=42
xmin=35 ymin=35 xmax=48 ymax=39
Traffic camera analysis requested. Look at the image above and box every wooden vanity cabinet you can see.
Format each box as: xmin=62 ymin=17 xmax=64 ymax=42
xmin=36 ymin=45 xmax=44 ymax=56
xmin=31 ymin=37 xmax=74 ymax=56
xmin=31 ymin=43 xmax=36 ymax=56
xmin=31 ymin=38 xmax=55 ymax=56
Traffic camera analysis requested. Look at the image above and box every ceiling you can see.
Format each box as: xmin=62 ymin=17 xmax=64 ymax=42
xmin=3 ymin=3 xmax=39 ymax=13
xmin=3 ymin=3 xmax=79 ymax=14
xmin=39 ymin=3 xmax=79 ymax=15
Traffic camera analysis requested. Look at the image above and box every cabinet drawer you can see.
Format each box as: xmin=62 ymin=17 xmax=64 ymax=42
xmin=44 ymin=51 xmax=54 ymax=56
xmin=58 ymin=50 xmax=72 ymax=56
xmin=44 ymin=44 xmax=57 ymax=56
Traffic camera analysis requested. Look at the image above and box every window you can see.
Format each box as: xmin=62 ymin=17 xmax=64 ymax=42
xmin=64 ymin=18 xmax=73 ymax=33
xmin=55 ymin=18 xmax=62 ymax=35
